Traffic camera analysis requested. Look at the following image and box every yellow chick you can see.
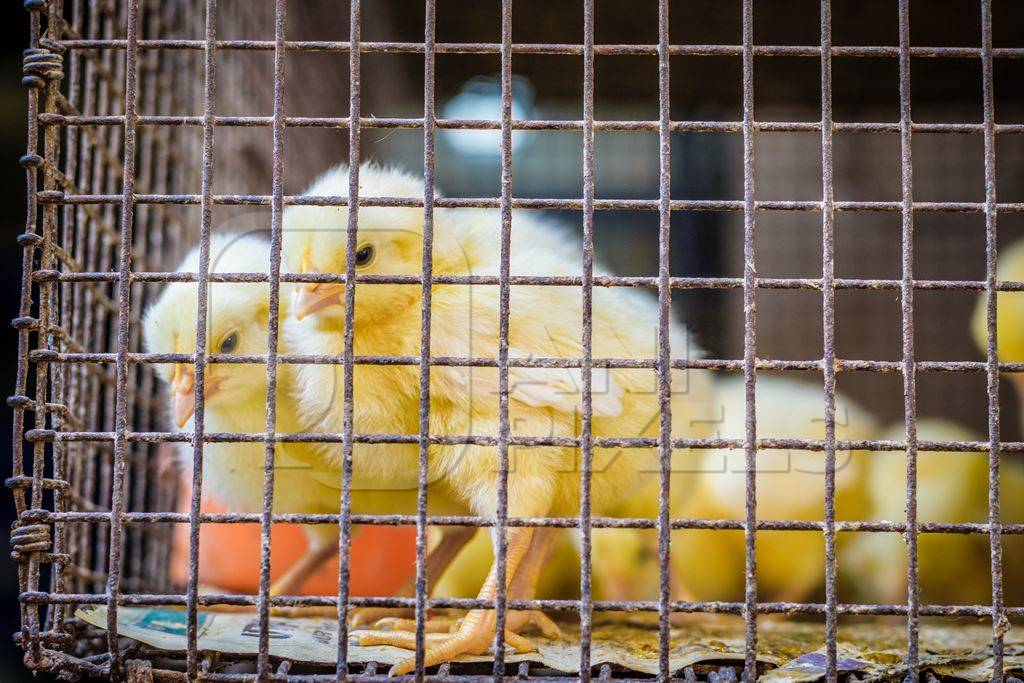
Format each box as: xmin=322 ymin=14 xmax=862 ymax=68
xmin=281 ymin=162 xmax=717 ymax=673
xmin=591 ymin=374 xmax=878 ymax=608
xmin=843 ymin=418 xmax=1024 ymax=608
xmin=143 ymin=235 xmax=472 ymax=613
xmin=143 ymin=234 xmax=344 ymax=599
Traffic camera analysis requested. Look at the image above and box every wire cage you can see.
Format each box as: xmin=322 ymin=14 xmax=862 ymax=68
xmin=12 ymin=0 xmax=1024 ymax=681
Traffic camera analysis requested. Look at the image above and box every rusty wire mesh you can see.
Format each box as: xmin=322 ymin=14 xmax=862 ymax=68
xmin=11 ymin=0 xmax=1024 ymax=681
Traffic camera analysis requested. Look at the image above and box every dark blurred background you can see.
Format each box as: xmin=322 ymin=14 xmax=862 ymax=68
xmin=3 ymin=1 xmax=1023 ymax=680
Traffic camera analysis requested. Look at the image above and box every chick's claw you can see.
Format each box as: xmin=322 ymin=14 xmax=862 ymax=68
xmin=372 ymin=616 xmax=459 ymax=634
xmin=505 ymin=610 xmax=562 ymax=640
xmin=349 ymin=607 xmax=413 ymax=628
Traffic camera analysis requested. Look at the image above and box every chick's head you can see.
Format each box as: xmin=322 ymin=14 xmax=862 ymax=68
xmin=143 ymin=234 xmax=276 ymax=428
xmin=283 ymin=163 xmax=462 ymax=330
xmin=972 ymin=239 xmax=1024 ymax=395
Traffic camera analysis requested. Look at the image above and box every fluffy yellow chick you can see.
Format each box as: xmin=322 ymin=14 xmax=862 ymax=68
xmin=280 ymin=162 xmax=717 ymax=673
xmin=590 ymin=374 xmax=878 ymax=607
xmin=143 ymin=235 xmax=471 ymax=612
xmin=843 ymin=418 xmax=1024 ymax=607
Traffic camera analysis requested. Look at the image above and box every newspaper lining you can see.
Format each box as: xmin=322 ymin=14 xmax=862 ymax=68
xmin=77 ymin=606 xmax=1021 ymax=680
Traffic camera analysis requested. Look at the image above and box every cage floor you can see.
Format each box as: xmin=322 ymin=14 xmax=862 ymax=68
xmin=75 ymin=607 xmax=1022 ymax=681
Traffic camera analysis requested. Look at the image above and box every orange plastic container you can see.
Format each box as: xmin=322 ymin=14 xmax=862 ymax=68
xmin=170 ymin=481 xmax=416 ymax=597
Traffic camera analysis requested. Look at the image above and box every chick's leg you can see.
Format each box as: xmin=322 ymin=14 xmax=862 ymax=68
xmin=503 ymin=527 xmax=562 ymax=638
xmin=350 ymin=525 xmax=476 ymax=627
xmin=356 ymin=526 xmax=536 ymax=675
xmin=380 ymin=527 xmax=561 ymax=638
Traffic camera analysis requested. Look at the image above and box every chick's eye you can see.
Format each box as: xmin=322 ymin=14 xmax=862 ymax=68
xmin=219 ymin=332 xmax=239 ymax=354
xmin=355 ymin=244 xmax=375 ymax=268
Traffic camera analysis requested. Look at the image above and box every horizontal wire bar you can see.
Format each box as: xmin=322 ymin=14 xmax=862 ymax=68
xmin=29 ymin=269 xmax=1024 ymax=293
xmin=26 ymin=590 xmax=1024 ymax=618
xmin=25 ymin=350 xmax=1024 ymax=375
xmin=35 ymin=113 xmax=1024 ymax=135
xmin=27 ymin=510 xmax=1024 ymax=535
xmin=34 ymin=193 xmax=1024 ymax=212
xmin=22 ymin=428 xmax=1024 ymax=453
xmin=55 ymin=39 xmax=1024 ymax=58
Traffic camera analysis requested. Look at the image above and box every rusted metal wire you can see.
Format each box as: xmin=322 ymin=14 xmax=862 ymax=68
xmin=980 ymin=1 xmax=1007 ymax=681
xmin=655 ymin=0 xmax=673 ymax=677
xmin=104 ymin=0 xmax=141 ymax=676
xmin=492 ymin=0 xmax=514 ymax=675
xmin=578 ymin=0 xmax=596 ymax=678
xmin=739 ymin=0 xmax=759 ymax=679
xmin=336 ymin=0 xmax=360 ymax=672
xmin=45 ymin=39 xmax=1024 ymax=58
xmin=13 ymin=1 xmax=1024 ymax=681
xmin=413 ymin=0 xmax=437 ymax=678
xmin=34 ymin=113 xmax=1024 ymax=134
xmin=896 ymin=1 xmax=920 ymax=679
xmin=818 ymin=2 xmax=839 ymax=680
xmin=32 ymin=193 xmax=1024 ymax=212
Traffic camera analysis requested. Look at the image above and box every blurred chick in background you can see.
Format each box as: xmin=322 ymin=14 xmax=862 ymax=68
xmin=972 ymin=239 xmax=1024 ymax=415
xmin=590 ymin=374 xmax=877 ymax=608
xmin=144 ymin=235 xmax=474 ymax=614
xmin=280 ymin=163 xmax=717 ymax=674
xmin=843 ymin=418 xmax=1024 ymax=607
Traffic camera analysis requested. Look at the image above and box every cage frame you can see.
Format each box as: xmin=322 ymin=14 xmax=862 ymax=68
xmin=12 ymin=0 xmax=1024 ymax=681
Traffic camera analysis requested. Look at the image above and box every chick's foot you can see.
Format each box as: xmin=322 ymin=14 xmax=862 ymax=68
xmin=356 ymin=608 xmax=540 ymax=676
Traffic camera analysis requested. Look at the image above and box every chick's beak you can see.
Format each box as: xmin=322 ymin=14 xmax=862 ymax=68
xmin=293 ymin=255 xmax=344 ymax=320
xmin=171 ymin=363 xmax=221 ymax=428
xmin=293 ymin=283 xmax=345 ymax=321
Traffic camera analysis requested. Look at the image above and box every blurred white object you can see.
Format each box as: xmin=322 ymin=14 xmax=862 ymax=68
xmin=441 ymin=75 xmax=537 ymax=158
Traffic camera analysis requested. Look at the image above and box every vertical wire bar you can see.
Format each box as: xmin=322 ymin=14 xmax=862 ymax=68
xmin=106 ymin=0 xmax=142 ymax=676
xmin=655 ymin=0 xmax=674 ymax=679
xmin=578 ymin=0 xmax=596 ymax=679
xmin=493 ymin=0 xmax=514 ymax=677
xmin=33 ymin=1 xmax=64 ymax=640
xmin=740 ymin=0 xmax=759 ymax=679
xmin=125 ymin=0 xmax=163 ymax=595
xmin=256 ymin=0 xmax=288 ymax=677
xmin=818 ymin=2 xmax=839 ymax=680
xmin=895 ymin=1 xmax=920 ymax=679
xmin=980 ymin=0 xmax=1006 ymax=679
xmin=184 ymin=0 xmax=217 ymax=676
xmin=15 ymin=3 xmax=43 ymax=660
xmin=336 ymin=0 xmax=362 ymax=672
xmin=77 ymin=0 xmax=106 ymax=598
xmin=94 ymin=3 xmax=123 ymax=598
xmin=63 ymin=0 xmax=87 ymax=603
xmin=414 ymin=0 xmax=438 ymax=678
xmin=51 ymin=0 xmax=78 ymax=635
